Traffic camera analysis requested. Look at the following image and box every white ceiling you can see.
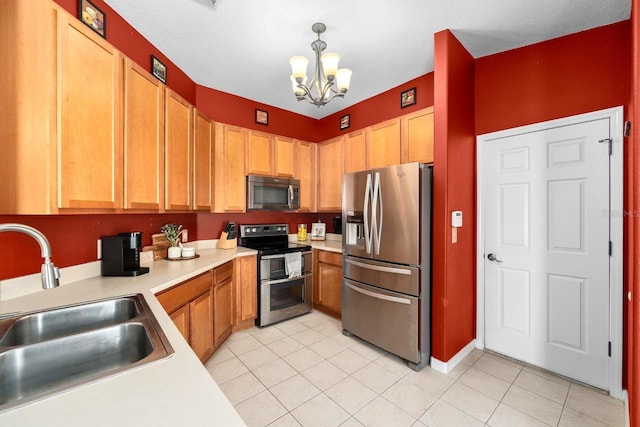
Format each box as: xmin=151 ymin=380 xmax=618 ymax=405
xmin=104 ymin=0 xmax=630 ymax=119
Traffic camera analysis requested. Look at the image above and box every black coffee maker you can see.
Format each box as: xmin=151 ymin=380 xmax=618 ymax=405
xmin=101 ymin=232 xmax=150 ymax=276
xmin=332 ymin=216 xmax=342 ymax=234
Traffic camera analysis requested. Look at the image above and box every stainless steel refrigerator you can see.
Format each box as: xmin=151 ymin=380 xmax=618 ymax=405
xmin=342 ymin=162 xmax=431 ymax=370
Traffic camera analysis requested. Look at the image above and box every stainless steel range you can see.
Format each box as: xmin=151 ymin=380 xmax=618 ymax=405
xmin=239 ymin=224 xmax=312 ymax=327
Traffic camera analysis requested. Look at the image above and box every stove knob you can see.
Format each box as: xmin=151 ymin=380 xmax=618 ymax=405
xmin=252 ymin=228 xmax=257 ymax=233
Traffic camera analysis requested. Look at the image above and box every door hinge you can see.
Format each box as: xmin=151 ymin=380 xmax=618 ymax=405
xmin=608 ymin=341 xmax=612 ymax=357
xmin=609 ymin=241 xmax=613 ymax=256
xmin=599 ymin=138 xmax=613 ymax=155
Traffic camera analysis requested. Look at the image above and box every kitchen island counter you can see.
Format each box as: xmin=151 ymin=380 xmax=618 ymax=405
xmin=0 ymin=247 xmax=256 ymax=426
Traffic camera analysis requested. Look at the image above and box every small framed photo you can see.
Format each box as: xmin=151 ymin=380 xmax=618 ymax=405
xmin=78 ymin=0 xmax=106 ymax=38
xmin=255 ymin=109 xmax=269 ymax=126
xmin=340 ymin=114 xmax=350 ymax=130
xmin=311 ymin=222 xmax=326 ymax=241
xmin=151 ymin=56 xmax=167 ymax=84
xmin=401 ymin=87 xmax=417 ymax=108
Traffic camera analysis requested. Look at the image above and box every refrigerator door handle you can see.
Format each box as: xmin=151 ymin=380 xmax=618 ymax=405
xmin=372 ymin=172 xmax=383 ymax=255
xmin=345 ymin=282 xmax=411 ymax=305
xmin=345 ymin=258 xmax=412 ymax=275
xmin=363 ymin=173 xmax=373 ymax=254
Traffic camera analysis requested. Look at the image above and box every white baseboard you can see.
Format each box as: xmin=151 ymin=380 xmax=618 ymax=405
xmin=430 ymin=340 xmax=476 ymax=374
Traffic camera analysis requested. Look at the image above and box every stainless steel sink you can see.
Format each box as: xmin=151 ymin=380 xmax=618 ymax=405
xmin=0 ymin=294 xmax=173 ymax=411
xmin=0 ymin=297 xmax=139 ymax=346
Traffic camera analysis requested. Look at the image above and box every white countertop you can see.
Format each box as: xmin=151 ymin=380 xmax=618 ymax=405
xmin=0 ymin=247 xmax=257 ymax=426
xmin=292 ymin=233 xmax=343 ymax=254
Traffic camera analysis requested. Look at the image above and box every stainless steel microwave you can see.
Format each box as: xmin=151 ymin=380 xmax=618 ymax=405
xmin=246 ymin=175 xmax=300 ymax=210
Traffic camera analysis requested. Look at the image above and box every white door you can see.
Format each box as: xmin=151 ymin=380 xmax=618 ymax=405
xmin=482 ymin=117 xmax=611 ymax=389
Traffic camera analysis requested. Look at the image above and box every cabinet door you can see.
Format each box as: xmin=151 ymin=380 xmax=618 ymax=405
xmin=214 ymin=123 xmax=246 ymax=212
xmin=317 ymin=136 xmax=344 ymax=211
xmin=296 ymin=140 xmax=316 ymax=212
xmin=313 ymin=250 xmax=343 ymax=317
xmin=193 ymin=109 xmax=214 ymax=211
xmin=123 ymin=58 xmax=165 ymax=210
xmin=169 ymin=305 xmax=190 ymax=342
xmin=233 ymin=255 xmax=257 ymax=328
xmin=214 ymin=278 xmax=233 ymax=348
xmin=344 ymin=129 xmax=367 ymax=173
xmin=190 ymin=290 xmax=214 ymax=361
xmin=401 ymin=107 xmax=434 ymax=164
xmin=367 ymin=119 xmax=401 ymax=169
xmin=57 ymin=13 xmax=123 ymax=210
xmin=274 ymin=136 xmax=296 ymax=177
xmin=246 ymin=130 xmax=273 ymax=176
xmin=165 ymin=90 xmax=192 ymax=211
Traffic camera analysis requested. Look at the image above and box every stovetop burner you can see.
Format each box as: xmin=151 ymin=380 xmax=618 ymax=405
xmin=238 ymin=224 xmax=311 ymax=255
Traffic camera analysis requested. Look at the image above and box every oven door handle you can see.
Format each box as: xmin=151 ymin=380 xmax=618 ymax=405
xmin=263 ymin=273 xmax=311 ymax=286
xmin=260 ymin=251 xmax=312 ymax=261
xmin=345 ymin=282 xmax=411 ymax=305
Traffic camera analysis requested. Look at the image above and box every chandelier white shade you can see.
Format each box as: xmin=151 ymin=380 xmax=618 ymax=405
xmin=289 ymin=23 xmax=352 ymax=107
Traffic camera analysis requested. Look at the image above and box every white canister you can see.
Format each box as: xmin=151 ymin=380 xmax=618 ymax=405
xmin=181 ymin=247 xmax=196 ymax=258
xmin=167 ymin=246 xmax=182 ymax=259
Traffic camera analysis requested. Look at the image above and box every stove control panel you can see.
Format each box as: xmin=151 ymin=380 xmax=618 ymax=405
xmin=240 ymin=224 xmax=290 ymax=237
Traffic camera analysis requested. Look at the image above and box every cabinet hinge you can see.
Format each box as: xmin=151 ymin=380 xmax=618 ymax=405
xmin=609 ymin=241 xmax=612 ymax=256
xmin=608 ymin=341 xmax=612 ymax=357
xmin=599 ymin=138 xmax=613 ymax=155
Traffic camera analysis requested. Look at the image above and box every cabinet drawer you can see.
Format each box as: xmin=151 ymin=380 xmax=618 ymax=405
xmin=213 ymin=261 xmax=233 ymax=284
xmin=318 ymin=250 xmax=341 ymax=265
xmin=156 ymin=270 xmax=213 ymax=313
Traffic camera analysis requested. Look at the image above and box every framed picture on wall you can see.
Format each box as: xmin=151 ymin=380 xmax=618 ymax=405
xmin=401 ymin=87 xmax=417 ymax=108
xmin=78 ymin=0 xmax=106 ymax=38
xmin=256 ymin=109 xmax=269 ymax=125
xmin=151 ymin=56 xmax=167 ymax=84
xmin=340 ymin=114 xmax=350 ymax=130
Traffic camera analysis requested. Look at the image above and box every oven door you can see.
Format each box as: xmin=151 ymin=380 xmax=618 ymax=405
xmin=259 ymin=274 xmax=312 ymax=326
xmin=258 ymin=251 xmax=312 ymax=326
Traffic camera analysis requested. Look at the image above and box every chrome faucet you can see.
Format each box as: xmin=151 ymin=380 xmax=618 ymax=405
xmin=0 ymin=223 xmax=60 ymax=289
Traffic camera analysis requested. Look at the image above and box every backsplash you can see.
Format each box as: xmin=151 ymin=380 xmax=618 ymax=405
xmin=0 ymin=212 xmax=339 ymax=281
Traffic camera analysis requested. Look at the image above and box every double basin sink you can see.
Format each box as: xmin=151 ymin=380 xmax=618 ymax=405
xmin=0 ymin=294 xmax=174 ymax=411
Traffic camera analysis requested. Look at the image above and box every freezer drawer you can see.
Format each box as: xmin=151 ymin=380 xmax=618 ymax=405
xmin=342 ymin=279 xmax=420 ymax=364
xmin=343 ymin=256 xmax=420 ymax=297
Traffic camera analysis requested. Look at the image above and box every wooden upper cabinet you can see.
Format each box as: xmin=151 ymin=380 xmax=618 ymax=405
xmin=367 ymin=118 xmax=401 ymax=169
xmin=401 ymin=107 xmax=435 ymax=164
xmin=317 ymin=136 xmax=344 ymax=211
xmin=274 ymin=136 xmax=296 ymax=177
xmin=344 ymin=129 xmax=367 ymax=173
xmin=296 ymin=140 xmax=316 ymax=212
xmin=57 ymin=10 xmax=123 ymax=210
xmin=214 ymin=123 xmax=246 ymax=212
xmin=0 ymin=0 xmax=56 ymax=214
xmin=123 ymin=58 xmax=165 ymax=211
xmin=246 ymin=130 xmax=273 ymax=176
xmin=165 ymin=90 xmax=193 ymax=211
xmin=193 ymin=109 xmax=214 ymax=211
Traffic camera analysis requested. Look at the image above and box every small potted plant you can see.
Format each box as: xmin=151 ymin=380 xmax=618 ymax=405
xmin=161 ymin=223 xmax=183 ymax=259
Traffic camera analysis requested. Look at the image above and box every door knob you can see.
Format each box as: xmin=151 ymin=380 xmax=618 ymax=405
xmin=487 ymin=253 xmax=503 ymax=263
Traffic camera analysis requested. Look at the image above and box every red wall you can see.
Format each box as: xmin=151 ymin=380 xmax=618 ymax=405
xmin=432 ymin=30 xmax=477 ymax=362
xmin=195 ymin=87 xmax=321 ymax=141
xmin=475 ymin=21 xmax=630 ymax=135
xmin=315 ymin=74 xmax=435 ymax=142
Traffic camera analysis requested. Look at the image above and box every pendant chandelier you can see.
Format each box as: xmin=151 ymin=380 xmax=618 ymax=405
xmin=289 ymin=23 xmax=352 ymax=107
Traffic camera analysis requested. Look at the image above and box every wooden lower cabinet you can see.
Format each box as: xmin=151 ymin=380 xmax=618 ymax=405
xmin=312 ymin=249 xmax=343 ymax=318
xmin=156 ymin=270 xmax=215 ymax=362
xmin=233 ymin=255 xmax=258 ymax=331
xmin=213 ymin=261 xmax=234 ymax=347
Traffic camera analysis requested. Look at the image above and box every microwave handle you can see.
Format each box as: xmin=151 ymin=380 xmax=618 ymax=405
xmin=288 ymin=184 xmax=294 ymax=209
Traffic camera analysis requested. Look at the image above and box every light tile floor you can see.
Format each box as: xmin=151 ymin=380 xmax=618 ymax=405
xmin=205 ymin=311 xmax=626 ymax=427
